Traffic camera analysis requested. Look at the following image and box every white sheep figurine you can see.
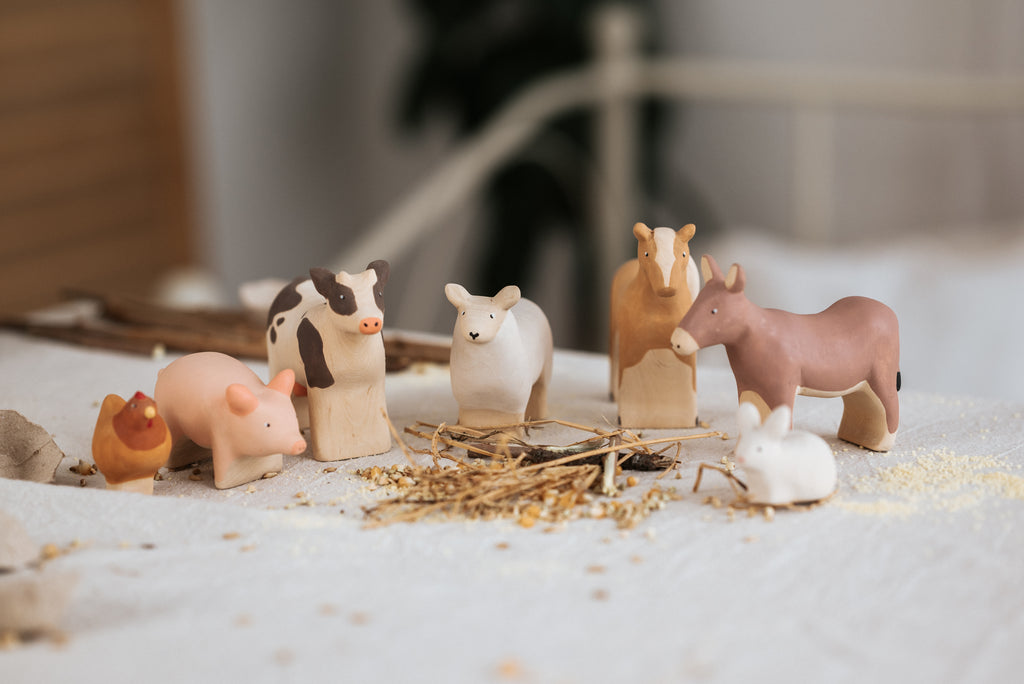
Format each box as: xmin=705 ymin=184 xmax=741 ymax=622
xmin=444 ymin=283 xmax=553 ymax=428
xmin=735 ymin=402 xmax=837 ymax=505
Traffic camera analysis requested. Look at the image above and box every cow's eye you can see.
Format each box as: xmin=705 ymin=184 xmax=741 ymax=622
xmin=461 ymin=311 xmax=466 ymax=316
xmin=644 ymin=251 xmax=649 ymax=257
xmin=339 ymin=294 xmax=345 ymax=300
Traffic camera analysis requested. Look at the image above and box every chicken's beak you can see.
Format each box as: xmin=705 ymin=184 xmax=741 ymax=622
xmin=144 ymin=406 xmax=156 ymax=420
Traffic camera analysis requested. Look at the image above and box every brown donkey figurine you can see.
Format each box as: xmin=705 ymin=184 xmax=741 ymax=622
xmin=671 ymin=255 xmax=900 ymax=451
xmin=610 ymin=222 xmax=700 ymax=427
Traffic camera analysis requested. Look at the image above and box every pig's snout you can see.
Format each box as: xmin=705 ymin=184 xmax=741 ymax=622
xmin=290 ymin=439 xmax=307 ymax=455
xmin=359 ymin=317 xmax=382 ymax=334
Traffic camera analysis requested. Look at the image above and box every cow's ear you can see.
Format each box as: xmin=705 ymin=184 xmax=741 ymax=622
xmin=725 ymin=263 xmax=746 ymax=293
xmin=493 ymin=285 xmax=521 ymax=311
xmin=368 ymin=260 xmax=390 ymax=287
xmin=678 ymin=223 xmax=696 ymax=241
xmin=309 ymin=267 xmax=337 ymax=299
xmin=445 ymin=283 xmax=470 ymax=309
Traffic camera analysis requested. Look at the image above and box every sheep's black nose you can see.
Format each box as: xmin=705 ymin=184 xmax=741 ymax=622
xmin=469 ymin=331 xmax=479 ymax=340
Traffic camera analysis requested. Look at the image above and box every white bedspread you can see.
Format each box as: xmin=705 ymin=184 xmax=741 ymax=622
xmin=1 ymin=331 xmax=1022 ymax=683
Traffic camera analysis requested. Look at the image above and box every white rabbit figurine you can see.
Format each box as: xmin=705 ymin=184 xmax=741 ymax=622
xmin=734 ymin=402 xmax=837 ymax=505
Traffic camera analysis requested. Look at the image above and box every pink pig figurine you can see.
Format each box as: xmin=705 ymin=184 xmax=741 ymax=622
xmin=154 ymin=352 xmax=307 ymax=489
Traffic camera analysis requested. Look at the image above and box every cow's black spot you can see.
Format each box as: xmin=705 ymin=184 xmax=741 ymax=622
xmin=266 ymin=277 xmax=306 ymax=328
xmin=269 ymin=327 xmax=277 ymax=344
xmin=276 ymin=317 xmax=285 ymax=326
xmin=298 ymin=318 xmax=334 ymax=389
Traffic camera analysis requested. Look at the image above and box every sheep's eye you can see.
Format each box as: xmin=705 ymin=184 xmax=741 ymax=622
xmin=461 ymin=311 xmax=466 ymax=316
xmin=489 ymin=313 xmax=495 ymax=319
xmin=265 ymin=422 xmax=271 ymax=429
xmin=711 ymin=308 xmax=718 ymax=314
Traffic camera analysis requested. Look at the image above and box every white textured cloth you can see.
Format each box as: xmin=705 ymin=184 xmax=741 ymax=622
xmin=1 ymin=330 xmax=1021 ymax=683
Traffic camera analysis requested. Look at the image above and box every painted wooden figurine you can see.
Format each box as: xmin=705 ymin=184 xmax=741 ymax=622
xmin=266 ymin=262 xmax=391 ymax=461
xmin=735 ymin=402 xmax=837 ymax=505
xmin=672 ymin=255 xmax=900 ymax=451
xmin=154 ymin=352 xmax=307 ymax=488
xmin=609 ymin=222 xmax=700 ymax=427
xmin=445 ymin=283 xmax=553 ymax=428
xmin=92 ymin=391 xmax=172 ymax=494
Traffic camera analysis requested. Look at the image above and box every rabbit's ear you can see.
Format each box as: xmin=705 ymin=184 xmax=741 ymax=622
xmin=736 ymin=402 xmax=762 ymax=434
xmin=764 ymin=405 xmax=792 ymax=439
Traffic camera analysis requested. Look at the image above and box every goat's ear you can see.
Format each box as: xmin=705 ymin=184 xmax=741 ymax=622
xmin=632 ymin=222 xmax=653 ymax=241
xmin=445 ymin=283 xmax=470 ymax=309
xmin=725 ymin=263 xmax=746 ymax=293
xmin=368 ymin=260 xmax=390 ymax=287
xmin=493 ymin=285 xmax=521 ymax=311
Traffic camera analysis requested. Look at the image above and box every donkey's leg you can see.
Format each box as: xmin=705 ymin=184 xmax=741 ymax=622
xmin=837 ymin=383 xmax=894 ymax=452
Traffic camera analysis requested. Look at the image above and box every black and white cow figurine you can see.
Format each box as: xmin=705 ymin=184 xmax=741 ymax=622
xmin=266 ymin=261 xmax=391 ymax=462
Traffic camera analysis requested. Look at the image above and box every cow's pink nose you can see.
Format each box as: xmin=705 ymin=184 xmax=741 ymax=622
xmin=291 ymin=439 xmax=307 ymax=455
xmin=359 ymin=317 xmax=382 ymax=334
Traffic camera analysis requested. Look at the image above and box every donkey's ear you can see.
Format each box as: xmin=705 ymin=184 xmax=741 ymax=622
xmin=309 ymin=267 xmax=337 ymax=298
xmin=493 ymin=285 xmax=521 ymax=311
xmin=367 ymin=260 xmax=390 ymax=287
xmin=632 ymin=222 xmax=653 ymax=241
xmin=725 ymin=263 xmax=746 ymax=293
xmin=700 ymin=254 xmax=722 ymax=284
xmin=678 ymin=223 xmax=696 ymax=241
xmin=444 ymin=283 xmax=470 ymax=309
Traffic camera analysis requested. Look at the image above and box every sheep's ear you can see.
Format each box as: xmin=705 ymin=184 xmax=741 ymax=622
xmin=445 ymin=283 xmax=470 ymax=309
xmin=736 ymin=402 xmax=762 ymax=435
xmin=764 ymin=405 xmax=792 ymax=439
xmin=493 ymin=285 xmax=521 ymax=311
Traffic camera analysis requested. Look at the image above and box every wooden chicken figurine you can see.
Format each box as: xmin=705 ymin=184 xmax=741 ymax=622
xmin=92 ymin=391 xmax=172 ymax=494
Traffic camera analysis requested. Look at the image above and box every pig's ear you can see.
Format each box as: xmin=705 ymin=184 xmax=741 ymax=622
xmin=267 ymin=369 xmax=295 ymax=396
xmin=226 ymin=384 xmax=258 ymax=416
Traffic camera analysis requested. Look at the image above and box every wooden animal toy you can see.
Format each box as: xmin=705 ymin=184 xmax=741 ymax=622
xmin=445 ymin=283 xmax=553 ymax=428
xmin=266 ymin=262 xmax=391 ymax=461
xmin=734 ymin=402 xmax=837 ymax=505
xmin=672 ymin=255 xmax=900 ymax=451
xmin=609 ymin=222 xmax=700 ymax=427
xmin=91 ymin=391 xmax=172 ymax=494
xmin=154 ymin=352 xmax=306 ymax=489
